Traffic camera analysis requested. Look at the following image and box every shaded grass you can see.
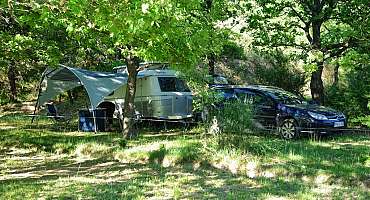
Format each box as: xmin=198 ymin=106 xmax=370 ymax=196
xmin=0 ymin=113 xmax=369 ymax=199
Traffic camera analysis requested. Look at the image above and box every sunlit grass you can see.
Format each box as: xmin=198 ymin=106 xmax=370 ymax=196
xmin=0 ymin=113 xmax=369 ymax=199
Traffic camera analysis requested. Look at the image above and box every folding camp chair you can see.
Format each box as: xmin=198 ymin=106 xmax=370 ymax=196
xmin=46 ymin=103 xmax=72 ymax=128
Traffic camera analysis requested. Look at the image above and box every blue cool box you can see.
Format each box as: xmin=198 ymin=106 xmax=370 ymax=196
xmin=78 ymin=109 xmax=106 ymax=132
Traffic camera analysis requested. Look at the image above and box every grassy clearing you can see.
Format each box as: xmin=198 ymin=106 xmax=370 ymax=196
xmin=0 ymin=113 xmax=369 ymax=199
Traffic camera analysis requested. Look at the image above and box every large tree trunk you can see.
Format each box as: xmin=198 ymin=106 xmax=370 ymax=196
xmin=310 ymin=62 xmax=324 ymax=104
xmin=333 ymin=62 xmax=339 ymax=87
xmin=122 ymin=55 xmax=139 ymax=138
xmin=7 ymin=64 xmax=17 ymax=102
xmin=208 ymin=53 xmax=215 ymax=83
xmin=309 ymin=2 xmax=324 ymax=104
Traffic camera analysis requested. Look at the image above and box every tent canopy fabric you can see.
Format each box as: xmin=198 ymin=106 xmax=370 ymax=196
xmin=37 ymin=65 xmax=130 ymax=109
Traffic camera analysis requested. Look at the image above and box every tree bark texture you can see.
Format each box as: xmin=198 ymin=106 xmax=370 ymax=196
xmin=208 ymin=53 xmax=215 ymax=83
xmin=333 ymin=62 xmax=339 ymax=87
xmin=123 ymin=55 xmax=139 ymax=138
xmin=7 ymin=64 xmax=17 ymax=102
xmin=310 ymin=62 xmax=324 ymax=104
xmin=309 ymin=1 xmax=325 ymax=105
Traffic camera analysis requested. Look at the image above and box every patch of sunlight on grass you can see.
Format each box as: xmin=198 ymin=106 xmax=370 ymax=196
xmin=114 ymin=150 xmax=149 ymax=163
xmin=211 ymin=149 xmax=259 ymax=175
xmin=5 ymin=147 xmax=38 ymax=155
xmin=74 ymin=142 xmax=113 ymax=159
xmin=261 ymin=195 xmax=288 ymax=200
xmin=365 ymin=156 xmax=370 ymax=167
xmin=262 ymin=170 xmax=275 ymax=178
xmin=245 ymin=160 xmax=258 ymax=178
xmin=0 ymin=125 xmax=16 ymax=130
xmin=314 ymin=173 xmax=331 ymax=185
xmin=287 ymin=151 xmax=304 ymax=161
xmin=334 ymin=141 xmax=370 ymax=147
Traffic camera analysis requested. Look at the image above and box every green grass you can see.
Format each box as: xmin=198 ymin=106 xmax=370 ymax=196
xmin=0 ymin=113 xmax=369 ymax=199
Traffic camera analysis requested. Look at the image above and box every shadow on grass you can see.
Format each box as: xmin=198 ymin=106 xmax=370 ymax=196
xmin=216 ymin=133 xmax=370 ymax=187
xmin=0 ymin=128 xmax=122 ymax=155
xmin=0 ymin=153 xmax=307 ymax=199
xmin=1 ymin=113 xmax=369 ymax=198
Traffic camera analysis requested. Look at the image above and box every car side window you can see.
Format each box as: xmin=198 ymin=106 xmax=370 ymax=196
xmin=255 ymin=94 xmax=274 ymax=107
xmin=236 ymin=91 xmax=273 ymax=107
xmin=235 ymin=90 xmax=257 ymax=105
xmin=217 ymin=88 xmax=235 ymax=100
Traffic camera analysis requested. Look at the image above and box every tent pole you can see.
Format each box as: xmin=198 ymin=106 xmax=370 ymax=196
xmin=32 ymin=69 xmax=47 ymax=123
xmin=92 ymin=108 xmax=97 ymax=133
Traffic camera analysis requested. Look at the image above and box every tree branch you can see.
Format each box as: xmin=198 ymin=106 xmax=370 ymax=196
xmin=322 ymin=0 xmax=338 ymax=21
xmin=323 ymin=37 xmax=359 ymax=60
xmin=287 ymin=5 xmax=308 ymax=26
xmin=299 ymin=0 xmax=314 ymax=14
xmin=304 ymin=23 xmax=312 ymax=44
xmin=268 ymin=42 xmax=309 ymax=50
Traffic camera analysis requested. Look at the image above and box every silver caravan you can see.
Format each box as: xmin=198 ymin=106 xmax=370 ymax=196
xmin=103 ymin=63 xmax=193 ymax=120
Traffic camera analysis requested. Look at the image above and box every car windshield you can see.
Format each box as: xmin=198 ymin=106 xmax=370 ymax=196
xmin=266 ymin=89 xmax=306 ymax=105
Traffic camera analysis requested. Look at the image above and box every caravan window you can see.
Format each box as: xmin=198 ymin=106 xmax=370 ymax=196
xmin=158 ymin=77 xmax=190 ymax=92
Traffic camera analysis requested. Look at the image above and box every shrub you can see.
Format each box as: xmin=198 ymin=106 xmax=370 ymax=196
xmin=224 ymin=49 xmax=307 ymax=95
xmin=220 ymin=42 xmax=246 ymax=60
xmin=253 ymin=51 xmax=307 ymax=95
xmin=206 ymin=100 xmax=254 ymax=151
xmin=325 ymin=51 xmax=370 ymax=125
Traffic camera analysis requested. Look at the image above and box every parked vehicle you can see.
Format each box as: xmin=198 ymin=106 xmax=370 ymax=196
xmin=212 ymin=85 xmax=347 ymax=139
xmin=102 ymin=63 xmax=193 ymax=121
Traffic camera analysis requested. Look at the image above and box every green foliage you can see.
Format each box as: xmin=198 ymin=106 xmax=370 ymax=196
xmin=226 ymin=50 xmax=307 ymax=95
xmin=210 ymin=101 xmax=253 ymax=135
xmin=244 ymin=0 xmax=369 ymax=57
xmin=253 ymin=50 xmax=307 ymax=95
xmin=0 ymin=0 xmax=117 ymax=102
xmin=220 ymin=42 xmax=246 ymax=60
xmin=325 ymin=51 xmax=370 ymax=124
xmin=243 ymin=0 xmax=370 ymax=103
xmin=62 ymin=0 xmax=232 ymax=66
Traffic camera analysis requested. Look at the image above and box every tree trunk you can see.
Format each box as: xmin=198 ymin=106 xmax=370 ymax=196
xmin=310 ymin=62 xmax=324 ymax=104
xmin=208 ymin=53 xmax=215 ymax=83
xmin=310 ymin=1 xmax=324 ymax=104
xmin=7 ymin=64 xmax=17 ymax=102
xmin=333 ymin=62 xmax=339 ymax=87
xmin=122 ymin=55 xmax=139 ymax=138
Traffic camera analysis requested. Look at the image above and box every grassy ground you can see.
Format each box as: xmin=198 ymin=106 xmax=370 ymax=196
xmin=0 ymin=113 xmax=369 ymax=199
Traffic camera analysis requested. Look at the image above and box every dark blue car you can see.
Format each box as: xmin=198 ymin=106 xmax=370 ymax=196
xmin=212 ymin=85 xmax=346 ymax=139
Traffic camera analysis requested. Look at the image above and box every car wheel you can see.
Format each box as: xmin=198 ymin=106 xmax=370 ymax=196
xmin=279 ymin=118 xmax=298 ymax=139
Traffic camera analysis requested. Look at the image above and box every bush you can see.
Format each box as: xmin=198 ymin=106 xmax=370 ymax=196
xmin=325 ymin=51 xmax=370 ymax=125
xmin=206 ymin=101 xmax=254 ymax=150
xmin=212 ymin=101 xmax=253 ymax=133
xmin=223 ymin=49 xmax=307 ymax=95
xmin=220 ymin=42 xmax=246 ymax=60
xmin=253 ymin=51 xmax=307 ymax=95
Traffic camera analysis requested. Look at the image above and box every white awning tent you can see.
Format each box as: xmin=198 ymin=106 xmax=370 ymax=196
xmin=36 ymin=65 xmax=130 ymax=109
xmin=32 ymin=65 xmax=134 ymax=131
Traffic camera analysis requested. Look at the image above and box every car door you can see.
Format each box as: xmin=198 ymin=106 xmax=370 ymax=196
xmin=253 ymin=93 xmax=277 ymax=129
xmin=235 ymin=90 xmax=276 ymax=129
